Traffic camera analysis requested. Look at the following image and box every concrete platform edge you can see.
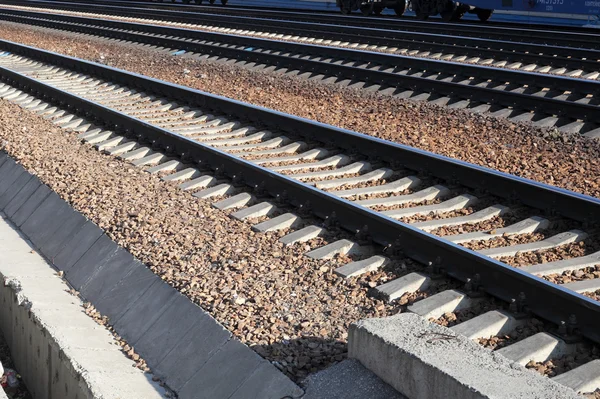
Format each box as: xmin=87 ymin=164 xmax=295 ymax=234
xmin=0 ymin=213 xmax=166 ymax=399
xmin=0 ymin=151 xmax=303 ymax=399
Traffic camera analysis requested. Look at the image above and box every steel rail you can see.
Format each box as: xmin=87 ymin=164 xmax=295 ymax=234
xmin=0 ymin=38 xmax=599 ymax=343
xmin=3 ymin=6 xmax=600 ymax=73
xmin=4 ymin=0 xmax=600 ymax=49
xmin=3 ymin=9 xmax=600 ymax=132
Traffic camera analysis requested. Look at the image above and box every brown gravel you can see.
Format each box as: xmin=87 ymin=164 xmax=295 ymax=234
xmin=501 ymin=240 xmax=599 ymax=268
xmin=433 ymin=298 xmax=501 ymax=328
xmin=478 ymin=318 xmax=546 ymax=351
xmin=461 ymin=232 xmax=547 ymax=251
xmin=323 ymin=172 xmax=410 ymax=194
xmin=398 ymin=206 xmax=476 ymax=224
xmin=371 ymin=254 xmax=463 ymax=304
xmin=583 ymin=290 xmax=600 ymax=301
xmin=525 ymin=342 xmax=600 ymax=378
xmin=544 ymin=266 xmax=600 ymax=285
xmin=429 ymin=209 xmax=527 ymax=236
xmin=0 ymin=99 xmax=402 ymax=381
xmin=0 ymin=22 xmax=599 ymax=200
xmin=371 ymin=197 xmax=444 ymax=212
xmin=477 ymin=316 xmax=600 ymax=396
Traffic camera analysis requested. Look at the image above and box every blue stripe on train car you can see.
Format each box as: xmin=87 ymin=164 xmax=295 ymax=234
xmin=179 ymin=0 xmax=599 ymax=26
xmin=463 ymin=0 xmax=600 ymax=16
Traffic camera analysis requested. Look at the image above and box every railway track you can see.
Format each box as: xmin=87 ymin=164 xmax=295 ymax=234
xmin=7 ymin=2 xmax=600 ymax=63
xmin=9 ymin=0 xmax=600 ymax=37
xmin=5 ymin=0 xmax=600 ymax=50
xmin=1 ymin=38 xmax=600 ymax=393
xmin=2 ymin=7 xmax=600 ymax=137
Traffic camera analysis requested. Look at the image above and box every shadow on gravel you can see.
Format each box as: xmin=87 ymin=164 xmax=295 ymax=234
xmin=252 ymin=335 xmax=347 ymax=383
xmin=254 ymin=337 xmax=407 ymax=399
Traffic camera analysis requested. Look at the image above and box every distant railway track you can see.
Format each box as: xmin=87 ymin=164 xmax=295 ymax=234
xmin=6 ymin=1 xmax=600 ymax=54
xmin=5 ymin=0 xmax=600 ymax=48
xmin=2 ymin=7 xmax=600 ymax=136
xmin=7 ymin=0 xmax=600 ymax=36
xmin=1 ymin=36 xmax=599 ymax=365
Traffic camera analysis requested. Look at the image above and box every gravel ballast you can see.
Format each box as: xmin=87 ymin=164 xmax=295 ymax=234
xmin=0 ymin=21 xmax=599 ymax=199
xmin=1 ymin=18 xmax=600 ymax=390
xmin=0 ymin=99 xmax=400 ymax=381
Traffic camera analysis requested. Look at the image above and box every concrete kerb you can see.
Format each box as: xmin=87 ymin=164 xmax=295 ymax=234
xmin=348 ymin=313 xmax=583 ymax=399
xmin=0 ymin=152 xmax=303 ymax=399
xmin=0 ymin=213 xmax=166 ymax=399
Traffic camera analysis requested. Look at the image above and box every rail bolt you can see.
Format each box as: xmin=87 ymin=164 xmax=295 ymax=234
xmin=428 ymin=256 xmax=444 ymax=279
xmin=387 ymin=236 xmax=404 ymax=258
xmin=216 ymin=164 xmax=226 ymax=178
xmin=509 ymin=292 xmax=529 ymax=319
xmin=355 ymin=225 xmax=372 ymax=246
xmin=465 ymin=273 xmax=484 ymax=297
xmin=568 ymin=314 xmax=578 ymax=336
xmin=557 ymin=315 xmax=581 ymax=344
xmin=254 ymin=181 xmax=267 ymax=196
xmin=298 ymin=200 xmax=312 ymax=216
xmin=276 ymin=190 xmax=288 ymax=204
xmin=232 ymin=173 xmax=244 ymax=187
xmin=324 ymin=211 xmax=338 ymax=228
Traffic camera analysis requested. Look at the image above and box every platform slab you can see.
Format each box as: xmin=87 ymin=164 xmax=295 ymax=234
xmin=303 ymin=359 xmax=405 ymax=399
xmin=349 ymin=313 xmax=581 ymax=399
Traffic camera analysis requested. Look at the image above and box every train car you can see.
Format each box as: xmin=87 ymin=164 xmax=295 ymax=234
xmin=337 ymin=0 xmax=408 ymax=15
xmin=151 ymin=0 xmax=230 ymax=5
xmin=337 ymin=0 xmax=600 ymax=21
xmin=335 ymin=0 xmax=492 ymax=19
xmin=467 ymin=0 xmax=600 ymax=16
xmin=411 ymin=0 xmax=493 ymax=21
